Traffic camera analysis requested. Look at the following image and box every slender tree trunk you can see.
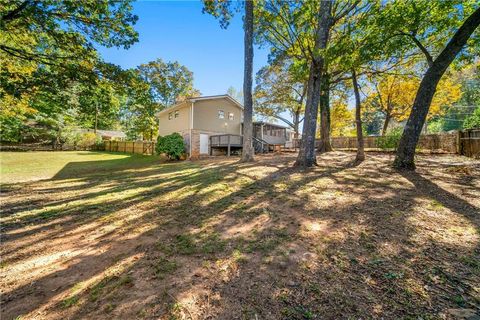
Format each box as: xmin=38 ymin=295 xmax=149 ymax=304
xmin=293 ymin=91 xmax=305 ymax=140
xmin=294 ymin=0 xmax=332 ymax=167
xmin=94 ymin=102 xmax=98 ymax=134
xmin=352 ymin=69 xmax=364 ymax=162
xmin=241 ymin=0 xmax=255 ymax=162
xmin=318 ymin=72 xmax=332 ymax=152
xmin=394 ymin=7 xmax=480 ymax=170
xmin=293 ymin=112 xmax=300 ymax=139
xmin=381 ymin=113 xmax=391 ymax=136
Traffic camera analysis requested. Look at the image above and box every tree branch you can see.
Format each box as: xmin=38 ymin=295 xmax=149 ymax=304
xmin=333 ymin=0 xmax=360 ymax=24
xmin=401 ymin=32 xmax=434 ymax=67
xmin=256 ymin=108 xmax=294 ymax=128
xmin=1 ymin=0 xmax=32 ymax=24
xmin=270 ymin=114 xmax=294 ymax=128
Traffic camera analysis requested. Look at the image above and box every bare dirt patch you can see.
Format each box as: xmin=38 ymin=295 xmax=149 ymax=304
xmin=1 ymin=151 xmax=479 ymax=319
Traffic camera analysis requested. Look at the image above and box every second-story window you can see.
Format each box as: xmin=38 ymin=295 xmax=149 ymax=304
xmin=228 ymin=112 xmax=234 ymax=120
xmin=174 ymin=110 xmax=179 ymax=118
xmin=168 ymin=112 xmax=173 ymax=120
xmin=218 ymin=110 xmax=225 ymax=119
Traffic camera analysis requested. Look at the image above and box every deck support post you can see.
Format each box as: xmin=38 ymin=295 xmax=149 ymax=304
xmin=227 ymin=135 xmax=231 ymax=156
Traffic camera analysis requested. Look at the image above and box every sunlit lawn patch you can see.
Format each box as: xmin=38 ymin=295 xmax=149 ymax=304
xmin=1 ymin=151 xmax=478 ymax=319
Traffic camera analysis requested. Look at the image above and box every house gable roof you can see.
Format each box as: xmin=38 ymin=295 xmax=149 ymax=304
xmin=155 ymin=94 xmax=243 ymax=117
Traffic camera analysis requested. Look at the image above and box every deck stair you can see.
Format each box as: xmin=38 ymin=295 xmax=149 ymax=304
xmin=253 ymin=136 xmax=271 ymax=154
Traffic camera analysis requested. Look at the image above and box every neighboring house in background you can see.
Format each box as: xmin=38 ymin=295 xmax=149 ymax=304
xmin=156 ymin=94 xmax=288 ymax=158
xmin=252 ymin=121 xmax=287 ymax=153
xmin=82 ymin=129 xmax=127 ymax=141
xmin=84 ymin=129 xmax=126 ymax=141
xmin=156 ymin=95 xmax=243 ymax=158
xmin=284 ymin=129 xmax=298 ymax=149
xmin=97 ymin=130 xmax=127 ymax=141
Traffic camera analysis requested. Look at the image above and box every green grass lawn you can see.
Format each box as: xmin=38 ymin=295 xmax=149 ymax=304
xmin=0 ymin=151 xmax=164 ymax=183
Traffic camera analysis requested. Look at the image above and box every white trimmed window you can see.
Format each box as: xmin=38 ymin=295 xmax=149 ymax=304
xmin=228 ymin=112 xmax=234 ymax=120
xmin=174 ymin=110 xmax=179 ymax=118
xmin=168 ymin=112 xmax=173 ymax=120
xmin=218 ymin=110 xmax=225 ymax=119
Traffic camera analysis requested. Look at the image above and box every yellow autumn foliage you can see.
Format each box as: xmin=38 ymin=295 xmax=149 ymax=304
xmin=366 ymin=75 xmax=462 ymax=121
xmin=0 ymin=30 xmax=39 ymax=119
xmin=331 ymin=101 xmax=354 ymax=137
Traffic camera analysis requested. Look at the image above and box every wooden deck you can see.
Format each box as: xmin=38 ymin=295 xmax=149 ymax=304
xmin=210 ymin=133 xmax=286 ymax=156
xmin=210 ymin=134 xmax=243 ymax=156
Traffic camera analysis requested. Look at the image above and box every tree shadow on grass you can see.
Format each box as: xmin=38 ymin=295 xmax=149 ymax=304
xmin=51 ymin=153 xmax=168 ymax=181
xmin=1 ymin=159 xmax=266 ymax=263
xmin=2 ymin=154 xmax=334 ymax=318
xmin=1 ymin=152 xmax=479 ymax=319
xmin=399 ymin=170 xmax=479 ymax=222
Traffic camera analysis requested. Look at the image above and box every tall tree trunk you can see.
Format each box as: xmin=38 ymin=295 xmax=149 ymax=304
xmin=352 ymin=69 xmax=364 ymax=162
xmin=318 ymin=72 xmax=332 ymax=152
xmin=394 ymin=7 xmax=480 ymax=170
xmin=294 ymin=0 xmax=332 ymax=167
xmin=241 ymin=0 xmax=255 ymax=162
xmin=296 ymin=64 xmax=323 ymax=165
xmin=381 ymin=113 xmax=391 ymax=136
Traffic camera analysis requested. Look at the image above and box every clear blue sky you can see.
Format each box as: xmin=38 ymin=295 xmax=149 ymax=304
xmin=97 ymin=0 xmax=270 ymax=96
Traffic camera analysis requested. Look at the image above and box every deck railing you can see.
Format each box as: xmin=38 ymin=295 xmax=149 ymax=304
xmin=210 ymin=134 xmax=243 ymax=147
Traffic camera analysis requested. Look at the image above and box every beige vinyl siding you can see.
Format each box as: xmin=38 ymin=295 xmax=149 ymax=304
xmin=157 ymin=102 xmax=191 ymax=137
xmin=192 ymin=98 xmax=242 ymax=135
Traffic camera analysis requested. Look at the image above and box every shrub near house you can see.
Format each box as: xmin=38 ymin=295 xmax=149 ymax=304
xmin=156 ymin=133 xmax=185 ymax=160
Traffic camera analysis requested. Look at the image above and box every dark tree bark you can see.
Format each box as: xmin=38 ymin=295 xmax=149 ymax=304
xmin=294 ymin=0 xmax=333 ymax=167
xmin=318 ymin=72 xmax=332 ymax=152
xmin=295 ymin=64 xmax=323 ymax=166
xmin=352 ymin=69 xmax=365 ymax=162
xmin=394 ymin=7 xmax=480 ymax=170
xmin=241 ymin=0 xmax=255 ymax=162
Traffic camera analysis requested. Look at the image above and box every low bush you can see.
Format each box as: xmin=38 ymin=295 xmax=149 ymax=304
xmin=156 ymin=133 xmax=185 ymax=160
xmin=77 ymin=132 xmax=102 ymax=150
xmin=463 ymin=107 xmax=480 ymax=129
xmin=376 ymin=127 xmax=403 ymax=151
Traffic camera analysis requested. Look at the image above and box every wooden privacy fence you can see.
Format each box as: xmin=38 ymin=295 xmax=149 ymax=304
xmin=101 ymin=131 xmax=479 ymax=158
xmin=292 ymin=132 xmax=463 ymax=154
xmin=329 ymin=136 xmax=378 ymax=149
xmin=330 ymin=133 xmax=459 ymax=153
xmin=459 ymin=129 xmax=480 ymax=158
xmin=104 ymin=140 xmax=155 ymax=155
